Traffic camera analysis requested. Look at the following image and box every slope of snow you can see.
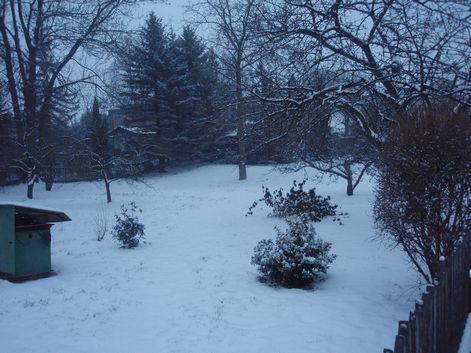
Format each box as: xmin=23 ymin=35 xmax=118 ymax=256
xmin=0 ymin=165 xmax=418 ymax=353
xmin=458 ymin=314 xmax=471 ymax=353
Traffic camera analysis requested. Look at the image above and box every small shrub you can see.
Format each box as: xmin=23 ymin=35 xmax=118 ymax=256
xmin=251 ymin=218 xmax=336 ymax=288
xmin=247 ymin=180 xmax=339 ymax=222
xmin=93 ymin=205 xmax=109 ymax=241
xmin=112 ymin=202 xmax=145 ymax=249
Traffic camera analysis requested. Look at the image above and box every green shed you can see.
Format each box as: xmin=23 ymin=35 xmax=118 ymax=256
xmin=0 ymin=203 xmax=71 ymax=281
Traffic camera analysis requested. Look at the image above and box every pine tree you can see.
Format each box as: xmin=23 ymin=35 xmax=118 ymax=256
xmin=120 ymin=13 xmax=176 ymax=166
xmin=172 ymin=26 xmax=218 ymax=161
xmin=88 ymin=97 xmax=113 ymax=203
xmin=90 ymin=97 xmax=109 ymax=160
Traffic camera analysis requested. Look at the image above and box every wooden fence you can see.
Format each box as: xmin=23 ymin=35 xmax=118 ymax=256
xmin=384 ymin=233 xmax=471 ymax=353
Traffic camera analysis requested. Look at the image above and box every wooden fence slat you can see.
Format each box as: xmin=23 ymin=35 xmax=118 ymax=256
xmin=383 ymin=233 xmax=471 ymax=353
xmin=408 ymin=312 xmax=416 ymax=353
xmin=394 ymin=335 xmax=406 ymax=353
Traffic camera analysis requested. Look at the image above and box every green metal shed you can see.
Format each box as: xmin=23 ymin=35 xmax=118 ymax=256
xmin=0 ymin=203 xmax=71 ymax=282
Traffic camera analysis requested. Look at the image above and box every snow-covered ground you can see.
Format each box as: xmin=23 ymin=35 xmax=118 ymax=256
xmin=458 ymin=314 xmax=471 ymax=353
xmin=0 ymin=165 xmax=419 ymax=353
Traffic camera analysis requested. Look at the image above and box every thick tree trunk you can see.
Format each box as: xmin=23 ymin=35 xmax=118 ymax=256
xmin=345 ymin=162 xmax=354 ymax=196
xmin=105 ymin=180 xmax=112 ymax=203
xmin=45 ymin=180 xmax=53 ymax=191
xmin=236 ymin=59 xmax=247 ymax=181
xmin=26 ymin=169 xmax=37 ymax=199
xmin=103 ymin=172 xmax=112 ymax=203
xmin=158 ymin=156 xmax=167 ymax=173
xmin=27 ymin=183 xmax=34 ymax=199
xmin=347 ymin=176 xmax=354 ymax=196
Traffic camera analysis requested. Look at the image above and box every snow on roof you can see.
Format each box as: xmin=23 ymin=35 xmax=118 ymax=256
xmin=225 ymin=130 xmax=238 ymax=137
xmin=0 ymin=202 xmax=71 ymax=222
xmin=112 ymin=126 xmax=156 ymax=135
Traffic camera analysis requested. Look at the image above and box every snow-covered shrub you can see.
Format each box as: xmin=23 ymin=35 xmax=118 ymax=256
xmin=112 ymin=202 xmax=145 ymax=248
xmin=247 ymin=180 xmax=338 ymax=222
xmin=251 ymin=218 xmax=336 ymax=288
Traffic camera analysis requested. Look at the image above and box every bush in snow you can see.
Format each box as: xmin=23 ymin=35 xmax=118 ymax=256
xmin=112 ymin=202 xmax=145 ymax=248
xmin=374 ymin=102 xmax=470 ymax=283
xmin=93 ymin=205 xmax=109 ymax=241
xmin=247 ymin=180 xmax=338 ymax=222
xmin=251 ymin=218 xmax=336 ymax=288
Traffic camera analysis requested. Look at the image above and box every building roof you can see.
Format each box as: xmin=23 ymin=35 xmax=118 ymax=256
xmin=0 ymin=203 xmax=71 ymax=223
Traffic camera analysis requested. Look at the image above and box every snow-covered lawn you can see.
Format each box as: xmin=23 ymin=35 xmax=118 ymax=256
xmin=0 ymin=165 xmax=418 ymax=353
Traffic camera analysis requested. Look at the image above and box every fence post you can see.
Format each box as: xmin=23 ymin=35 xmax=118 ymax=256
xmin=398 ymin=321 xmax=409 ymax=353
xmin=415 ymin=301 xmax=423 ymax=353
xmin=408 ymin=312 xmax=416 ymax=353
xmin=384 ymin=234 xmax=470 ymax=353
xmin=394 ymin=334 xmax=406 ymax=353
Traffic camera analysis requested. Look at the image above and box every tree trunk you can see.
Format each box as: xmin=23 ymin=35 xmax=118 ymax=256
xmin=27 ymin=183 xmax=34 ymax=199
xmin=105 ymin=180 xmax=112 ymax=203
xmin=45 ymin=180 xmax=53 ymax=191
xmin=345 ymin=162 xmax=354 ymax=196
xmin=347 ymin=176 xmax=354 ymax=196
xmin=236 ymin=59 xmax=247 ymax=181
xmin=158 ymin=156 xmax=167 ymax=173
xmin=26 ymin=169 xmax=37 ymax=199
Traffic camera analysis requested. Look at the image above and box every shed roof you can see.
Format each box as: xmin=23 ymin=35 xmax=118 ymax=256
xmin=0 ymin=203 xmax=71 ymax=223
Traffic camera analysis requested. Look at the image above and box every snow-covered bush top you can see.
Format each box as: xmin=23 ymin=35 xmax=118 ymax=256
xmin=112 ymin=202 xmax=145 ymax=249
xmin=252 ymin=218 xmax=336 ymax=288
xmin=247 ymin=180 xmax=339 ymax=222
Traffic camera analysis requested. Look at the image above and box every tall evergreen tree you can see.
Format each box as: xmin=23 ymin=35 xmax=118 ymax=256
xmin=119 ymin=16 xmax=225 ymax=165
xmin=86 ymin=97 xmax=113 ymax=203
xmin=172 ymin=26 xmax=218 ymax=161
xmin=90 ymin=97 xmax=109 ymax=160
xmin=120 ymin=12 xmax=176 ymax=165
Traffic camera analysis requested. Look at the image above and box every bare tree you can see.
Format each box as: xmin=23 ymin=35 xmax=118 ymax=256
xmin=300 ymin=114 xmax=374 ymax=196
xmin=0 ymin=0 xmax=154 ymax=198
xmin=189 ymin=0 xmax=263 ymax=180
xmin=68 ymin=97 xmax=142 ymax=203
xmin=255 ymin=0 xmax=471 ymax=146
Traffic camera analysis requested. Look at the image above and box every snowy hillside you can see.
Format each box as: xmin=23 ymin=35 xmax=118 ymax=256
xmin=0 ymin=165 xmax=418 ymax=353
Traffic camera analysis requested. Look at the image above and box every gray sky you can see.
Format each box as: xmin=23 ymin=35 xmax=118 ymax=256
xmin=133 ymin=0 xmax=188 ymax=30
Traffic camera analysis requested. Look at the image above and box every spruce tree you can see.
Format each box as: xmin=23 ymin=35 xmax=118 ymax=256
xmin=172 ymin=26 xmax=213 ymax=161
xmin=119 ymin=16 xmax=225 ymax=165
xmin=90 ymin=97 xmax=109 ymax=160
xmin=120 ymin=12 xmax=176 ymax=166
xmin=89 ymin=97 xmax=113 ymax=203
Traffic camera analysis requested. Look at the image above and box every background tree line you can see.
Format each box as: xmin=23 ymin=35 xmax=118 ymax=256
xmin=1 ymin=0 xmax=470 ymax=283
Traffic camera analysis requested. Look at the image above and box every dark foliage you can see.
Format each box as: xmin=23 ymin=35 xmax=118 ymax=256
xmin=247 ymin=180 xmax=339 ymax=222
xmin=118 ymin=15 xmax=223 ymax=165
xmin=252 ymin=217 xmax=337 ymax=288
xmin=112 ymin=202 xmax=146 ymax=249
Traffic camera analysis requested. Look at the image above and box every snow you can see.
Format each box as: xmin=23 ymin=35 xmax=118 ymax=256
xmin=0 ymin=201 xmax=66 ymax=215
xmin=458 ymin=314 xmax=471 ymax=353
xmin=114 ymin=126 xmax=157 ymax=135
xmin=0 ymin=165 xmax=418 ymax=353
